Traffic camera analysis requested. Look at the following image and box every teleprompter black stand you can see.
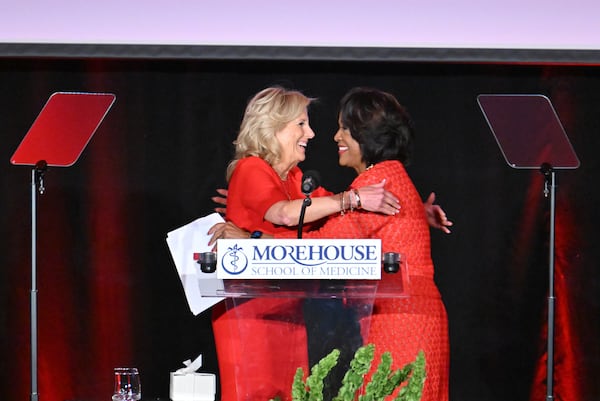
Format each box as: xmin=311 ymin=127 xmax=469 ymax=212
xmin=11 ymin=92 xmax=116 ymax=401
xmin=477 ymin=94 xmax=580 ymax=401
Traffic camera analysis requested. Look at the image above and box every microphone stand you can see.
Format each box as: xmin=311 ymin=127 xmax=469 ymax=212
xmin=31 ymin=160 xmax=47 ymax=401
xmin=541 ymin=163 xmax=557 ymax=401
xmin=297 ymin=195 xmax=312 ymax=239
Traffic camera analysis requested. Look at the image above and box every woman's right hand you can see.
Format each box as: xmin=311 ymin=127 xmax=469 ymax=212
xmin=355 ymin=180 xmax=401 ymax=215
xmin=207 ymin=221 xmax=250 ymax=247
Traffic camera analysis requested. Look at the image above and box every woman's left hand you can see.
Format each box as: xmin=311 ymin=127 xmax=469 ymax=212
xmin=212 ymin=188 xmax=228 ymax=215
xmin=424 ymin=192 xmax=453 ymax=233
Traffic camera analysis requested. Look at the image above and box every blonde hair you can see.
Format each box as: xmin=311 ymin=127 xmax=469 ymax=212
xmin=226 ymin=86 xmax=313 ymax=181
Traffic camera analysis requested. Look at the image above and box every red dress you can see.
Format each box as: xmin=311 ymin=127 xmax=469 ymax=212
xmin=212 ymin=157 xmax=331 ymax=401
xmin=281 ymin=161 xmax=450 ymax=401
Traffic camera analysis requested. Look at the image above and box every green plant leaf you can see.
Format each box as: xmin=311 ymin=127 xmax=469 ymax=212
xmin=394 ymin=351 xmax=426 ymax=401
xmin=362 ymin=351 xmax=393 ymax=401
xmin=291 ymin=367 xmax=309 ymax=401
xmin=333 ymin=343 xmax=374 ymax=401
xmin=305 ymin=349 xmax=340 ymax=401
xmin=381 ymin=364 xmax=411 ymax=396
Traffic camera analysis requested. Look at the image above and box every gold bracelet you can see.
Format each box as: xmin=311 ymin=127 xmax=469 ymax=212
xmin=340 ymin=191 xmax=345 ymax=215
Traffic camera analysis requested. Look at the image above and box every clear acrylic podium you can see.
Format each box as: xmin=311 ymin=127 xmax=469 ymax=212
xmin=199 ymin=246 xmax=409 ymax=401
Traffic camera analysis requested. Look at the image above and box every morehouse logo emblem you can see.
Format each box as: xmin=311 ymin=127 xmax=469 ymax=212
xmin=221 ymin=244 xmax=248 ymax=275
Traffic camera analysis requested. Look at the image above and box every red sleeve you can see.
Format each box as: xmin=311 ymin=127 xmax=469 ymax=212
xmin=227 ymin=157 xmax=335 ymax=234
xmin=226 ymin=157 xmax=289 ymax=233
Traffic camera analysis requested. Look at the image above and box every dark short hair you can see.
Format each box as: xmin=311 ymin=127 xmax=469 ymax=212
xmin=339 ymin=87 xmax=414 ymax=166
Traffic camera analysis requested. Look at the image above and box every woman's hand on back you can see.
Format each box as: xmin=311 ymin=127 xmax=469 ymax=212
xmin=356 ymin=179 xmax=401 ymax=215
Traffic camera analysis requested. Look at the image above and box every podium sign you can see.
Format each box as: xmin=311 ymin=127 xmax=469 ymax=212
xmin=216 ymin=238 xmax=381 ymax=280
xmin=195 ymin=239 xmax=407 ymax=299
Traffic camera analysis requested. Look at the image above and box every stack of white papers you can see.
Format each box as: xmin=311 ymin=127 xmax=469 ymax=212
xmin=166 ymin=213 xmax=226 ymax=315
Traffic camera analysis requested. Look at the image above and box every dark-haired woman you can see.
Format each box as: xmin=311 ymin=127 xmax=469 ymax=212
xmin=290 ymin=87 xmax=449 ymax=401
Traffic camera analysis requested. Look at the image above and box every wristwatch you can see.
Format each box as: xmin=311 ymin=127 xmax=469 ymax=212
xmin=250 ymin=230 xmax=263 ymax=239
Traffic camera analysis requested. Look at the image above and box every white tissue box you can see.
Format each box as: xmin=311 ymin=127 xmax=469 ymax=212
xmin=169 ymin=372 xmax=216 ymax=401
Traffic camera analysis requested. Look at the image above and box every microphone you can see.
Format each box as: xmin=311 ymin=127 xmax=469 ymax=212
xmin=301 ymin=170 xmax=321 ymax=195
xmin=298 ymin=170 xmax=320 ymax=239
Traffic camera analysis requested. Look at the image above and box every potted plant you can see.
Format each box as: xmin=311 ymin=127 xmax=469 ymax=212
xmin=271 ymin=343 xmax=426 ymax=401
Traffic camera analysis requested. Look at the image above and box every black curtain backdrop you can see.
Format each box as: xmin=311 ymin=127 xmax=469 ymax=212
xmin=1 ymin=58 xmax=599 ymax=401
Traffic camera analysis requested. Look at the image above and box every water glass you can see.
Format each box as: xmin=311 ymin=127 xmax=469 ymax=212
xmin=112 ymin=367 xmax=141 ymax=401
